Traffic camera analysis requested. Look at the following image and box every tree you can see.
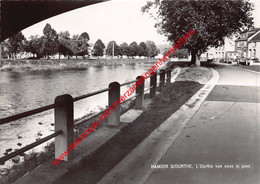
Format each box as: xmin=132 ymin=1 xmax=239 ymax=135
xmin=42 ymin=23 xmax=58 ymax=59
xmin=164 ymin=48 xmax=189 ymax=59
xmin=70 ymin=33 xmax=90 ymax=59
xmin=128 ymin=42 xmax=139 ymax=58
xmin=58 ymin=31 xmax=73 ymax=59
xmin=7 ymin=32 xmax=26 ymax=58
xmin=26 ymin=35 xmax=44 ymax=58
xmin=70 ymin=35 xmax=81 ymax=58
xmin=93 ymin=39 xmax=105 ymax=57
xmin=145 ymin=43 xmax=152 ymax=58
xmin=106 ymin=41 xmax=120 ymax=57
xmin=79 ymin=32 xmax=90 ymax=41
xmin=78 ymin=32 xmax=90 ymax=58
xmin=142 ymin=0 xmax=253 ymax=65
xmin=146 ymin=40 xmax=159 ymax=58
xmin=138 ymin=42 xmax=148 ymax=57
xmin=119 ymin=42 xmax=129 ymax=56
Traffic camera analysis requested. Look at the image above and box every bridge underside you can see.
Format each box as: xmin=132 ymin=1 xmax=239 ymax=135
xmin=0 ymin=0 xmax=109 ymax=42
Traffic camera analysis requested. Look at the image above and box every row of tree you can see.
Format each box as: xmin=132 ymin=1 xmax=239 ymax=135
xmin=6 ymin=23 xmax=90 ymax=59
xmin=95 ymin=40 xmax=159 ymax=58
xmin=5 ymin=23 xmax=160 ymax=59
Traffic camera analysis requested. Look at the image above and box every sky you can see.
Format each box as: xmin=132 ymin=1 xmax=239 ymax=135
xmin=21 ymin=0 xmax=260 ymax=45
xmin=22 ymin=0 xmax=167 ymax=45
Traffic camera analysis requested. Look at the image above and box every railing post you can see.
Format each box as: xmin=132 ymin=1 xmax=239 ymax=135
xmin=54 ymin=94 xmax=74 ymax=161
xmin=160 ymin=69 xmax=166 ymax=88
xmin=136 ymin=76 xmax=144 ymax=109
xmin=150 ymin=72 xmax=157 ymax=98
xmin=166 ymin=69 xmax=171 ymax=83
xmin=108 ymin=82 xmax=120 ymax=126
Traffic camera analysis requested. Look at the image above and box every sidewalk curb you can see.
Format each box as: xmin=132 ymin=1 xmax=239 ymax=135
xmin=234 ymin=66 xmax=260 ymax=74
xmin=215 ymin=62 xmax=260 ymax=74
xmin=97 ymin=68 xmax=219 ymax=184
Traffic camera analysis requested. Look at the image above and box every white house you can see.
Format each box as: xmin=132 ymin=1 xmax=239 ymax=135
xmin=205 ymin=38 xmax=235 ymax=62
xmin=247 ymin=30 xmax=260 ymax=59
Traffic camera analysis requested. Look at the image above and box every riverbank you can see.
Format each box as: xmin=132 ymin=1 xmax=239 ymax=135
xmin=2 ymin=66 xmax=213 ymax=184
xmin=0 ymin=58 xmax=159 ymax=71
xmin=0 ymin=61 xmax=157 ymax=182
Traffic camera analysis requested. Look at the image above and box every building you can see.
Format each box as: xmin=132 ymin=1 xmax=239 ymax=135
xmin=205 ymin=38 xmax=235 ymax=62
xmin=247 ymin=30 xmax=260 ymax=59
xmin=226 ymin=51 xmax=236 ymax=60
xmin=235 ymin=28 xmax=260 ymax=59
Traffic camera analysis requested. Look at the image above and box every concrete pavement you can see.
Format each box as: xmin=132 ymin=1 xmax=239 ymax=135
xmin=98 ymin=64 xmax=260 ymax=184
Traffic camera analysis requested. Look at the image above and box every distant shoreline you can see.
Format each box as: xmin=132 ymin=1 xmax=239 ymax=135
xmin=0 ymin=58 xmax=159 ymax=72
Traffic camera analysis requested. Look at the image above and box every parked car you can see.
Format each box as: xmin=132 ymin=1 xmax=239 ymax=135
xmin=236 ymin=57 xmax=247 ymax=65
xmin=247 ymin=57 xmax=259 ymax=65
xmin=219 ymin=58 xmax=225 ymax=63
xmin=226 ymin=58 xmax=235 ymax=64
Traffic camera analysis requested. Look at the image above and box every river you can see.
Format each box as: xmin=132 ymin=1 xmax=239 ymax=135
xmin=0 ymin=62 xmax=156 ymax=170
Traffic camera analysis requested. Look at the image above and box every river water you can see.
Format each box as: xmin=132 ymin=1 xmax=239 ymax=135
xmin=0 ymin=62 xmax=156 ymax=169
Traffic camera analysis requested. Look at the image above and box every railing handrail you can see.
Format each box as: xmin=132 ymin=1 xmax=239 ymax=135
xmin=0 ymin=67 xmax=172 ymax=165
xmin=0 ymin=69 xmax=168 ymax=125
xmin=0 ymin=103 xmax=58 ymax=125
xmin=120 ymin=79 xmax=138 ymax=87
xmin=73 ymin=87 xmax=110 ymax=102
xmin=0 ymin=77 xmax=148 ymax=125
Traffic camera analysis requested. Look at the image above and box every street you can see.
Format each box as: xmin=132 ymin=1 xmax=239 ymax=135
xmin=145 ymin=64 xmax=260 ymax=184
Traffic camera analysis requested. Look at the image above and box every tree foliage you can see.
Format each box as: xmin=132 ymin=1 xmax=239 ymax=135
xmin=93 ymin=39 xmax=105 ymax=57
xmin=119 ymin=42 xmax=129 ymax=56
xmin=26 ymin=35 xmax=44 ymax=58
xmin=58 ymin=31 xmax=73 ymax=58
xmin=128 ymin=42 xmax=139 ymax=57
xmin=70 ymin=33 xmax=90 ymax=58
xmin=146 ymin=40 xmax=159 ymax=57
xmin=106 ymin=41 xmax=120 ymax=57
xmin=138 ymin=42 xmax=148 ymax=57
xmin=142 ymin=0 xmax=253 ymax=64
xmin=42 ymin=23 xmax=58 ymax=58
xmin=164 ymin=48 xmax=189 ymax=59
xmin=5 ymin=21 xmax=162 ymax=60
xmin=7 ymin=32 xmax=26 ymax=57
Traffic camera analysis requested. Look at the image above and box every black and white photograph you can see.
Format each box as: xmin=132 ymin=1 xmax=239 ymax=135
xmin=0 ymin=0 xmax=260 ymax=183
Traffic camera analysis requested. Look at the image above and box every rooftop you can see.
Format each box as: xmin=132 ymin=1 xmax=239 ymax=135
xmin=248 ymin=31 xmax=260 ymax=42
xmin=235 ymin=27 xmax=260 ymax=42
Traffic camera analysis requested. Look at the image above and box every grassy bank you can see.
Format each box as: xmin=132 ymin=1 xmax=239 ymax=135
xmin=0 ymin=58 xmax=159 ymax=71
xmin=53 ymin=67 xmax=213 ymax=184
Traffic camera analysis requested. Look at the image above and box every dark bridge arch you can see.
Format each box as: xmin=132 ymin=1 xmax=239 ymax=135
xmin=0 ymin=0 xmax=110 ymax=42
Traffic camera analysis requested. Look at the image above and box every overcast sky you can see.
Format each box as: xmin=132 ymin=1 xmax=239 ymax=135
xmin=22 ymin=0 xmax=260 ymax=45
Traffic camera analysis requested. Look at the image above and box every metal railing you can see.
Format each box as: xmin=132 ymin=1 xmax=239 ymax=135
xmin=0 ymin=68 xmax=172 ymax=164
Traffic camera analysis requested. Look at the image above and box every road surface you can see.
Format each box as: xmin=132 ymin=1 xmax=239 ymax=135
xmin=145 ymin=64 xmax=260 ymax=184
